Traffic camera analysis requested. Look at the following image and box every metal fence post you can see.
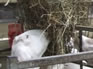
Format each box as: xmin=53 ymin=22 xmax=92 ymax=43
xmin=7 ymin=56 xmax=18 ymax=69
xmin=79 ymin=30 xmax=83 ymax=69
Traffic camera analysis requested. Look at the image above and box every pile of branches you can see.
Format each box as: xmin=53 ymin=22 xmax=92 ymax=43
xmin=17 ymin=0 xmax=91 ymax=55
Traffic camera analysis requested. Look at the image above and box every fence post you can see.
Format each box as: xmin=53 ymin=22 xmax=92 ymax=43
xmin=7 ymin=56 xmax=18 ymax=69
xmin=79 ymin=30 xmax=83 ymax=69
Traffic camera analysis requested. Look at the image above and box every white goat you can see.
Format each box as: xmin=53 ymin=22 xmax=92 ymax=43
xmin=11 ymin=30 xmax=50 ymax=69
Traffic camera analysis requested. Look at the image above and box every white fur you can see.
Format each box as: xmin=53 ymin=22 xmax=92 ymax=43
xmin=11 ymin=30 xmax=50 ymax=69
xmin=82 ymin=36 xmax=93 ymax=51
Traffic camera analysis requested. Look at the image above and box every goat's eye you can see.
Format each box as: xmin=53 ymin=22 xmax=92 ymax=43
xmin=26 ymin=35 xmax=29 ymax=38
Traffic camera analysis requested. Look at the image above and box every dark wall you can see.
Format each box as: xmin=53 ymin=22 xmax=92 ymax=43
xmin=0 ymin=3 xmax=17 ymax=19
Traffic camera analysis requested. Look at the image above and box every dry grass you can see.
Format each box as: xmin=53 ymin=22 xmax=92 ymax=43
xmin=17 ymin=0 xmax=92 ymax=55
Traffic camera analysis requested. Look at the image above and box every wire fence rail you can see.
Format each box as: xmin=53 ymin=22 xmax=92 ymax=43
xmin=0 ymin=51 xmax=93 ymax=69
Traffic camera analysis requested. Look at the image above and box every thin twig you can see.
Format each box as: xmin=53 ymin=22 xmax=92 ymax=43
xmin=38 ymin=0 xmax=49 ymax=13
xmin=40 ymin=23 xmax=51 ymax=38
xmin=4 ymin=0 xmax=10 ymax=6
